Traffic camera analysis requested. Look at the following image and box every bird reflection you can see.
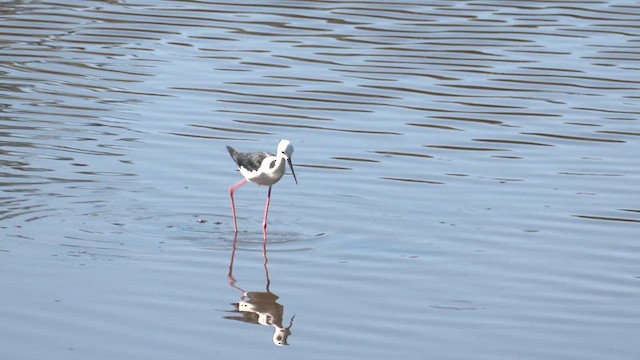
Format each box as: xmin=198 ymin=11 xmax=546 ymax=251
xmin=224 ymin=233 xmax=295 ymax=346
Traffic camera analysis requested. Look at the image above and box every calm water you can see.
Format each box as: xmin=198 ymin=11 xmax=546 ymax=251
xmin=1 ymin=0 xmax=639 ymax=359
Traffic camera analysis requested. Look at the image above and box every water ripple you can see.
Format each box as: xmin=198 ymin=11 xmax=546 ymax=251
xmin=1 ymin=1 xmax=639 ymax=359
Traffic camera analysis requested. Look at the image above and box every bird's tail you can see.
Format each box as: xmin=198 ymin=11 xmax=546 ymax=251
xmin=226 ymin=145 xmax=238 ymax=161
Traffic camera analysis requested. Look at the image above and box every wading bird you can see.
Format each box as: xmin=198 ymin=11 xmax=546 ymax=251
xmin=226 ymin=139 xmax=298 ymax=236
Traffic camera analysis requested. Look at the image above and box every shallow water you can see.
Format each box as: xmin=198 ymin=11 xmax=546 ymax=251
xmin=1 ymin=0 xmax=639 ymax=359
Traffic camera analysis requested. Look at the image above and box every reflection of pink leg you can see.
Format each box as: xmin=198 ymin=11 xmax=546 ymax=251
xmin=262 ymin=233 xmax=270 ymax=291
xmin=227 ymin=232 xmax=245 ymax=293
xmin=262 ymin=186 xmax=272 ymax=238
xmin=229 ymin=178 xmax=248 ymax=232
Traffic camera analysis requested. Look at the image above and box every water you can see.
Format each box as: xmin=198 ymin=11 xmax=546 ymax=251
xmin=1 ymin=1 xmax=639 ymax=359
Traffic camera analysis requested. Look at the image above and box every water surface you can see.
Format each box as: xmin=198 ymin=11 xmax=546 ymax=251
xmin=1 ymin=1 xmax=639 ymax=359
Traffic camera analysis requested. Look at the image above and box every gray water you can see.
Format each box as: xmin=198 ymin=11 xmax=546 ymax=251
xmin=1 ymin=1 xmax=639 ymax=359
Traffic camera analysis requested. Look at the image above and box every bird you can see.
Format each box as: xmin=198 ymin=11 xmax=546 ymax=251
xmin=226 ymin=139 xmax=298 ymax=236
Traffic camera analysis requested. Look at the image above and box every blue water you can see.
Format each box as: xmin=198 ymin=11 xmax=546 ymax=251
xmin=1 ymin=1 xmax=639 ymax=359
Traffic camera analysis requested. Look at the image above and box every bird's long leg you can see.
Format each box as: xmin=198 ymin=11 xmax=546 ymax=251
xmin=262 ymin=186 xmax=272 ymax=239
xmin=229 ymin=178 xmax=248 ymax=232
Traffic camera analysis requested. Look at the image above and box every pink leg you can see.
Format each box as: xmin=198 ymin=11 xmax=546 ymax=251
xmin=229 ymin=178 xmax=248 ymax=232
xmin=262 ymin=186 xmax=272 ymax=238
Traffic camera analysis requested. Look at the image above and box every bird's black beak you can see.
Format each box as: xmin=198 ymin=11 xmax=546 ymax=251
xmin=287 ymin=158 xmax=298 ymax=185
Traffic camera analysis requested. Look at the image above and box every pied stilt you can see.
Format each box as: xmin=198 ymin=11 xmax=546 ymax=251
xmin=226 ymin=139 xmax=298 ymax=236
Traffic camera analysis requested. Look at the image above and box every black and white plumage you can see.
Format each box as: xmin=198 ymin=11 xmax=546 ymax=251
xmin=227 ymin=148 xmax=270 ymax=173
xmin=226 ymin=139 xmax=297 ymax=186
xmin=226 ymin=139 xmax=298 ymax=236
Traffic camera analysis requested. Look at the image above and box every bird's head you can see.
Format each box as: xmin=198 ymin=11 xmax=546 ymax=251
xmin=277 ymin=139 xmax=298 ymax=185
xmin=277 ymin=139 xmax=294 ymax=159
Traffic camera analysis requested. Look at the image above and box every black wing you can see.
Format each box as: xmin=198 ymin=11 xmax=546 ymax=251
xmin=227 ymin=146 xmax=272 ymax=172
